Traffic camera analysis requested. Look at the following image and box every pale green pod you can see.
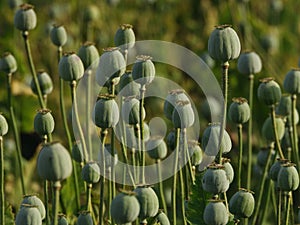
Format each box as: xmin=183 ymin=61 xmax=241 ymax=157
xmin=146 ymin=137 xmax=168 ymax=160
xmin=257 ymin=147 xmax=276 ymax=167
xmin=278 ymin=163 xmax=299 ymax=191
xmin=31 ymin=70 xmax=53 ymax=96
xmin=82 ymin=161 xmax=100 ymax=184
xmin=237 ymin=51 xmax=262 ymax=75
xmin=156 ymin=211 xmax=170 ymax=225
xmin=229 ymin=189 xmax=255 ymax=218
xmin=77 ymin=211 xmax=93 ymax=225
xmin=78 ymin=42 xmax=99 ymax=70
xmin=50 ymin=25 xmax=67 ymax=47
xmin=21 ymin=195 xmax=46 ymax=220
xmin=114 ymin=24 xmax=135 ymax=50
xmin=164 ymin=89 xmax=189 ymax=121
xmin=72 ymin=142 xmax=84 ymax=163
xmin=15 ymin=204 xmax=42 ymax=225
xmin=0 ymin=52 xmax=17 ymax=74
xmin=34 ymin=109 xmax=55 ymax=136
xmin=203 ymin=200 xmax=229 ymax=225
xmin=269 ymin=158 xmax=290 ymax=181
xmin=118 ymin=70 xmax=141 ymax=97
xmin=283 ymin=68 xmax=300 ymax=94
xmin=0 ymin=114 xmax=8 ymax=136
xmin=276 ymin=94 xmax=291 ymax=117
xmin=132 ymin=55 xmax=155 ymax=86
xmin=261 ymin=116 xmax=285 ymax=142
xmin=122 ymin=97 xmax=145 ymax=125
xmin=222 ymin=158 xmax=234 ymax=184
xmin=188 ymin=140 xmax=203 ymax=166
xmin=59 ymin=53 xmax=84 ymax=82
xmin=228 ymin=97 xmax=250 ymax=124
xmin=257 ymin=77 xmax=282 ymax=106
xmin=14 ymin=4 xmax=37 ymax=31
xmin=58 ymin=214 xmax=68 ymax=225
xmin=172 ymin=100 xmax=194 ymax=129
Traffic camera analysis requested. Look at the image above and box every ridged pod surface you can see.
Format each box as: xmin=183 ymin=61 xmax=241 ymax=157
xmin=229 ymin=189 xmax=255 ymax=218
xmin=237 ymin=51 xmax=262 ymax=75
xmin=203 ymin=200 xmax=228 ymax=225
xmin=14 ymin=4 xmax=37 ymax=31
xmin=257 ymin=77 xmax=282 ymax=106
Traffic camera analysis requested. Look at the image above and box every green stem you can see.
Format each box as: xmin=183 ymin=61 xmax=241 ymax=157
xmin=179 ymin=165 xmax=187 ymax=225
xmin=278 ymin=190 xmax=282 ymax=225
xmin=285 ymin=192 xmax=291 ymax=225
xmin=291 ymin=95 xmax=300 ymax=168
xmin=0 ymin=137 xmax=4 ymax=225
xmin=270 ymin=105 xmax=285 ymax=159
xmin=22 ymin=31 xmax=45 ymax=109
xmin=140 ymin=85 xmax=146 ymax=184
xmin=237 ymin=124 xmax=243 ymax=190
xmin=172 ymin=128 xmax=180 ymax=225
xmin=119 ymin=136 xmax=135 ymax=187
xmin=52 ymin=181 xmax=61 ymax=225
xmin=86 ymin=183 xmax=92 ymax=211
xmin=6 ymin=73 xmax=25 ymax=195
xmin=86 ymin=70 xmax=92 ymax=158
xmin=44 ymin=180 xmax=50 ymax=225
xmin=111 ymin=130 xmax=116 ymax=198
xmin=260 ymin=178 xmax=272 ymax=224
xmin=218 ymin=62 xmax=229 ymax=164
xmin=247 ymin=74 xmax=254 ymax=189
xmin=157 ymin=159 xmax=168 ymax=215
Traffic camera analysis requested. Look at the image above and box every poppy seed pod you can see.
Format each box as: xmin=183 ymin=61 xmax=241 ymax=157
xmin=96 ymin=47 xmax=126 ymax=86
xmin=134 ymin=122 xmax=150 ymax=142
xmin=31 ymin=71 xmax=53 ymax=96
xmin=146 ymin=137 xmax=168 ymax=160
xmin=287 ymin=109 xmax=300 ymax=126
xmin=21 ymin=195 xmax=45 ymax=220
xmin=166 ymin=130 xmax=177 ymax=151
xmin=16 ymin=204 xmax=42 ymax=225
xmin=261 ymin=116 xmax=285 ymax=142
xmin=77 ymin=211 xmax=93 ymax=225
xmin=134 ymin=186 xmax=159 ymax=220
xmin=172 ymin=100 xmax=195 ymax=129
xmin=202 ymin=164 xmax=230 ymax=195
xmin=122 ymin=97 xmax=146 ymax=125
xmin=257 ymin=77 xmax=282 ymax=106
xmin=110 ymin=191 xmax=140 ymax=224
xmin=72 ymin=141 xmax=84 ymax=163
xmin=278 ymin=163 xmax=299 ymax=191
xmin=156 ymin=211 xmax=170 ymax=225
xmin=83 ymin=5 xmax=100 ymax=23
xmin=93 ymin=96 xmax=119 ymax=129
xmin=208 ymin=24 xmax=241 ymax=62
xmin=82 ymin=161 xmax=100 ymax=184
xmin=34 ymin=109 xmax=55 ymax=136
xmin=164 ymin=89 xmax=190 ymax=121
xmin=283 ymin=68 xmax=300 ymax=94
xmin=237 ymin=51 xmax=262 ymax=75
xmin=59 ymin=52 xmax=84 ymax=82
xmin=269 ymin=158 xmax=290 ymax=181
xmin=14 ymin=4 xmax=37 ymax=31
xmin=188 ymin=140 xmax=203 ymax=166
xmin=37 ymin=142 xmax=72 ymax=182
xmin=78 ymin=42 xmax=99 ymax=70
xmin=222 ymin=158 xmax=234 ymax=184
xmin=132 ymin=55 xmax=155 ymax=86
xmin=229 ymin=189 xmax=255 ymax=219
xmin=257 ymin=147 xmax=276 ymax=167
xmin=228 ymin=97 xmax=250 ymax=124
xmin=276 ymin=94 xmax=291 ymax=117
xmin=0 ymin=114 xmax=8 ymax=136
xmin=0 ymin=52 xmax=17 ymax=74
xmin=114 ymin=24 xmax=136 ymax=50
xmin=118 ymin=71 xmax=141 ymax=97
xmin=58 ymin=214 xmax=68 ymax=225
xmin=50 ymin=25 xmax=67 ymax=47
xmin=203 ymin=200 xmax=229 ymax=225
xmin=201 ymin=124 xmax=232 ymax=156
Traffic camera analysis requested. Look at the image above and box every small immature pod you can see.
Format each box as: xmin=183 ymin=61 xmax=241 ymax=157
xmin=118 ymin=70 xmax=141 ymax=97
xmin=156 ymin=211 xmax=170 ymax=225
xmin=50 ymin=25 xmax=68 ymax=47
xmin=122 ymin=97 xmax=145 ymax=125
xmin=78 ymin=42 xmax=99 ymax=70
xmin=203 ymin=200 xmax=228 ymax=225
xmin=114 ymin=24 xmax=136 ymax=50
xmin=83 ymin=5 xmax=100 ymax=23
xmin=257 ymin=77 xmax=282 ymax=106
xmin=21 ymin=195 xmax=46 ymax=220
xmin=276 ymin=94 xmax=292 ymax=117
xmin=188 ymin=140 xmax=203 ymax=166
xmin=81 ymin=161 xmax=100 ymax=184
xmin=164 ymin=89 xmax=189 ymax=121
xmin=34 ymin=109 xmax=55 ymax=136
xmin=0 ymin=114 xmax=8 ymax=136
xmin=172 ymin=100 xmax=194 ymax=129
xmin=261 ymin=116 xmax=285 ymax=142
xmin=229 ymin=189 xmax=255 ymax=219
xmin=0 ymin=52 xmax=17 ymax=74
xmin=278 ymin=163 xmax=299 ymax=191
xmin=77 ymin=211 xmax=93 ymax=225
xmin=228 ymin=97 xmax=250 ymax=124
xmin=146 ymin=136 xmax=168 ymax=160
xmin=31 ymin=70 xmax=53 ymax=96
xmin=208 ymin=24 xmax=241 ymax=62
xmin=59 ymin=52 xmax=84 ymax=82
xmin=132 ymin=55 xmax=155 ymax=86
xmin=166 ymin=130 xmax=177 ymax=151
xmin=58 ymin=214 xmax=68 ymax=225
xmin=237 ymin=51 xmax=262 ymax=75
xmin=269 ymin=158 xmax=290 ymax=181
xmin=15 ymin=204 xmax=42 ymax=225
xmin=283 ymin=68 xmax=300 ymax=94
xmin=14 ymin=4 xmax=37 ymax=31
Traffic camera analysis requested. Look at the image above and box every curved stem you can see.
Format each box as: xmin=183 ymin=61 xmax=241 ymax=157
xmin=172 ymin=128 xmax=180 ymax=225
xmin=6 ymin=73 xmax=25 ymax=195
xmin=270 ymin=105 xmax=285 ymax=159
xmin=247 ymin=74 xmax=254 ymax=190
xmin=157 ymin=159 xmax=168 ymax=215
xmin=218 ymin=62 xmax=229 ymax=164
xmin=140 ymin=85 xmax=146 ymax=184
xmin=52 ymin=181 xmax=61 ymax=225
xmin=237 ymin=124 xmax=243 ymax=190
xmin=0 ymin=137 xmax=4 ymax=225
xmin=22 ymin=31 xmax=45 ymax=109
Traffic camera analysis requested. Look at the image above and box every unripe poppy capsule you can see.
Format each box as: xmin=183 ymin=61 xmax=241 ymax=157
xmin=31 ymin=70 xmax=53 ymax=96
xmin=21 ymin=195 xmax=46 ymax=220
xmin=118 ymin=70 xmax=141 ymax=97
xmin=58 ymin=214 xmax=68 ymax=225
xmin=203 ymin=200 xmax=229 ymax=225
xmin=34 ymin=109 xmax=55 ymax=136
xmin=228 ymin=97 xmax=250 ymax=124
xmin=278 ymin=163 xmax=299 ymax=191
xmin=222 ymin=158 xmax=234 ymax=184
xmin=0 ymin=52 xmax=17 ymax=74
xmin=72 ymin=141 xmax=84 ymax=163
xmin=237 ymin=51 xmax=262 ymax=75
xmin=82 ymin=161 xmax=100 ymax=184
xmin=114 ymin=24 xmax=136 ymax=50
xmin=229 ymin=189 xmax=255 ymax=219
xmin=283 ymin=68 xmax=300 ymax=94
xmin=15 ymin=204 xmax=42 ymax=225
xmin=261 ymin=116 xmax=285 ymax=142
xmin=172 ymin=100 xmax=194 ymax=129
xmin=132 ymin=55 xmax=155 ymax=86
xmin=59 ymin=52 xmax=84 ymax=82
xmin=276 ymin=94 xmax=292 ymax=116
xmin=269 ymin=158 xmax=290 ymax=181
xmin=14 ymin=4 xmax=37 ymax=31
xmin=146 ymin=136 xmax=168 ymax=160
xmin=164 ymin=89 xmax=189 ymax=121
xmin=78 ymin=42 xmax=99 ymax=70
xmin=50 ymin=25 xmax=67 ymax=47
xmin=0 ymin=114 xmax=8 ymax=136
xmin=77 ymin=211 xmax=93 ymax=225
xmin=257 ymin=77 xmax=282 ymax=106
xmin=122 ymin=97 xmax=146 ymax=125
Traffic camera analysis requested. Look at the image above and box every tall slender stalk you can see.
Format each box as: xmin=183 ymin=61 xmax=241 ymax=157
xmin=44 ymin=180 xmax=50 ymax=225
xmin=237 ymin=124 xmax=243 ymax=189
xmin=270 ymin=105 xmax=285 ymax=159
xmin=52 ymin=181 xmax=61 ymax=225
xmin=157 ymin=159 xmax=168 ymax=215
xmin=139 ymin=85 xmax=146 ymax=184
xmin=285 ymin=192 xmax=291 ymax=225
xmin=6 ymin=73 xmax=25 ymax=195
xmin=172 ymin=128 xmax=180 ymax=225
xmin=247 ymin=74 xmax=254 ymax=189
xmin=86 ymin=183 xmax=92 ymax=211
xmin=0 ymin=137 xmax=4 ymax=225
xmin=179 ymin=165 xmax=187 ymax=225
xmin=291 ymin=94 xmax=300 ymax=169
xmin=278 ymin=190 xmax=282 ymax=225
xmin=86 ymin=70 xmax=92 ymax=158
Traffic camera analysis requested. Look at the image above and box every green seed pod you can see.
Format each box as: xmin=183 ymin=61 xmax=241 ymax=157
xmin=15 ymin=204 xmax=42 ymax=225
xmin=77 ymin=211 xmax=93 ymax=225
xmin=96 ymin=47 xmax=126 ymax=86
xmin=134 ymin=186 xmax=159 ymax=220
xmin=31 ymin=70 xmax=53 ymax=96
xmin=166 ymin=130 xmax=177 ymax=151
xmin=208 ymin=24 xmax=241 ymax=62
xmin=188 ymin=140 xmax=203 ymax=166
xmin=118 ymin=70 xmax=141 ymax=97
xmin=172 ymin=100 xmax=194 ymax=129
xmin=283 ymin=68 xmax=300 ymax=94
xmin=132 ymin=55 xmax=155 ymax=86
xmin=59 ymin=52 xmax=84 ymax=82
xmin=0 ymin=52 xmax=17 ymax=74
xmin=200 ymin=52 xmax=215 ymax=69
xmin=222 ymin=158 xmax=234 ymax=184
xmin=72 ymin=141 xmax=84 ymax=163
xmin=58 ymin=214 xmax=68 ymax=225
xmin=276 ymin=94 xmax=291 ymax=117
xmin=257 ymin=77 xmax=282 ymax=106
xmin=228 ymin=97 xmax=250 ymax=124
xmin=269 ymin=158 xmax=290 ymax=181
xmin=14 ymin=4 xmax=37 ymax=31
xmin=257 ymin=147 xmax=276 ymax=167
xmin=81 ymin=161 xmax=100 ymax=184
xmin=0 ymin=114 xmax=8 ymax=136
xmin=93 ymin=96 xmax=119 ymax=129
xmin=21 ymin=195 xmax=45 ymax=220
xmin=278 ymin=163 xmax=299 ymax=191
xmin=201 ymin=124 xmax=232 ymax=156
xmin=237 ymin=51 xmax=262 ymax=75
xmin=110 ymin=191 xmax=140 ymax=224
xmin=261 ymin=116 xmax=285 ymax=142
xmin=114 ymin=24 xmax=136 ymax=50
xmin=83 ymin=5 xmax=100 ymax=23
xmin=200 ymin=96 xmax=222 ymax=122
xmin=261 ymin=34 xmax=279 ymax=54
xmin=78 ymin=42 xmax=99 ymax=70
xmin=229 ymin=189 xmax=255 ymax=219
xmin=203 ymin=200 xmax=228 ymax=225
xmin=146 ymin=136 xmax=168 ymax=160
xmin=156 ymin=211 xmax=170 ymax=225
xmin=34 ymin=109 xmax=55 ymax=136
xmin=202 ymin=164 xmax=230 ymax=195
xmin=122 ymin=97 xmax=146 ymax=125
xmin=50 ymin=25 xmax=67 ymax=47
xmin=37 ymin=142 xmax=72 ymax=182
xmin=287 ymin=108 xmax=299 ymax=126
xmin=164 ymin=89 xmax=190 ymax=121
